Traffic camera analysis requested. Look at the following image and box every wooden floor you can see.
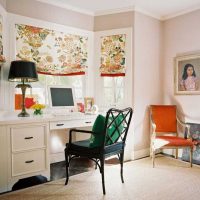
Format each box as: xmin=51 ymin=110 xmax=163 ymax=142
xmin=50 ymin=158 xmax=95 ymax=181
xmin=11 ymin=157 xmax=119 ymax=191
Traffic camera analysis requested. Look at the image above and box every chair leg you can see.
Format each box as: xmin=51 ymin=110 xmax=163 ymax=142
xmin=150 ymin=141 xmax=153 ymax=158
xmin=95 ymin=162 xmax=97 ymax=170
xmin=100 ymin=158 xmax=106 ymax=195
xmin=152 ymin=149 xmax=155 ymax=168
xmin=65 ymin=149 xmax=69 ymax=185
xmin=175 ymin=149 xmax=178 ymax=159
xmin=120 ymin=152 xmax=124 ymax=183
xmin=190 ymin=147 xmax=193 ymax=168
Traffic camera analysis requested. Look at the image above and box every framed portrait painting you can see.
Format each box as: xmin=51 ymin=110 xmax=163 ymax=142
xmin=174 ymin=53 xmax=200 ymax=95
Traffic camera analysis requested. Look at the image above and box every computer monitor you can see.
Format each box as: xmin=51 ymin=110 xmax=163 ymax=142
xmin=48 ymin=86 xmax=75 ymax=109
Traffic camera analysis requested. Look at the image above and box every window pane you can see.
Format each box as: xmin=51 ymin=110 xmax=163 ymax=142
xmin=14 ymin=87 xmax=45 ymax=110
xmin=46 ymin=75 xmax=59 ymax=85
xmin=114 ymin=77 xmax=124 ymax=87
xmin=104 ymin=88 xmax=114 ymax=105
xmin=60 ymin=76 xmax=83 ymax=88
xmin=14 ymin=74 xmax=84 ymax=110
xmin=115 ymin=87 xmax=124 ymax=104
xmin=103 ymin=77 xmax=113 ymax=87
xmin=74 ymin=88 xmax=83 ymax=100
xmin=103 ymin=76 xmax=125 ymax=106
xmin=38 ymin=74 xmax=46 ymax=85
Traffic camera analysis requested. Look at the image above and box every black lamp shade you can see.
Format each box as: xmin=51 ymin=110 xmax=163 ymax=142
xmin=8 ymin=60 xmax=38 ymax=82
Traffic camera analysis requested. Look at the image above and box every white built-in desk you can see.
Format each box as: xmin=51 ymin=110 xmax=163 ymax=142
xmin=0 ymin=112 xmax=97 ymax=193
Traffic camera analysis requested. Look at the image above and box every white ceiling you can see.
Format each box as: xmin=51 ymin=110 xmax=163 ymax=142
xmin=37 ymin=0 xmax=200 ymax=20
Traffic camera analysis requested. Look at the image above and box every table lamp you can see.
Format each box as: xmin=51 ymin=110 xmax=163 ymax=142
xmin=8 ymin=60 xmax=38 ymax=117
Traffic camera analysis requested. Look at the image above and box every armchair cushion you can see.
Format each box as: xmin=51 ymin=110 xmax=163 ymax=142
xmin=151 ymin=105 xmax=177 ymax=133
xmin=155 ymin=136 xmax=193 ymax=148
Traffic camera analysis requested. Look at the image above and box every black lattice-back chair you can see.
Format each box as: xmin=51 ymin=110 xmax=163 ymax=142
xmin=64 ymin=107 xmax=133 ymax=194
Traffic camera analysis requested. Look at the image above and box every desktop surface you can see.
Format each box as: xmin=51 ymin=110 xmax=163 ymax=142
xmin=0 ymin=110 xmax=98 ymax=125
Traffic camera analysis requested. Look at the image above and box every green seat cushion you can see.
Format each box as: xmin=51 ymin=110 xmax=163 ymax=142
xmin=89 ymin=114 xmax=124 ymax=147
xmin=89 ymin=115 xmax=106 ymax=147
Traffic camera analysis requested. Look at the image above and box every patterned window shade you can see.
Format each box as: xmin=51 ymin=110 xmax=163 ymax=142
xmin=0 ymin=15 xmax=6 ymax=64
xmin=100 ymin=34 xmax=126 ymax=77
xmin=0 ymin=16 xmax=3 ymax=56
xmin=15 ymin=24 xmax=88 ymax=76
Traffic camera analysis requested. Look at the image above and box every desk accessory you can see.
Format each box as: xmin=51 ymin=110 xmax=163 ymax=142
xmin=8 ymin=60 xmax=38 ymax=117
xmin=31 ymin=104 xmax=45 ymax=115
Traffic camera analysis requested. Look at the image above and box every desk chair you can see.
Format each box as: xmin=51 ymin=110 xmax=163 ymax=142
xmin=64 ymin=107 xmax=133 ymax=194
xmin=150 ymin=105 xmax=193 ymax=168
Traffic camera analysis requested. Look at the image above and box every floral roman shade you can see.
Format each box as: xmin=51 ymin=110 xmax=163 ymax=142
xmin=0 ymin=15 xmax=6 ymax=65
xmin=0 ymin=16 xmax=3 ymax=56
xmin=100 ymin=34 xmax=126 ymax=77
xmin=15 ymin=24 xmax=88 ymax=76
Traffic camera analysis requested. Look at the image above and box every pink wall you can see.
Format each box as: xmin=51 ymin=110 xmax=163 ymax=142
xmin=0 ymin=0 xmax=6 ymax=9
xmin=94 ymin=11 xmax=134 ymax=31
xmin=134 ymin=12 xmax=163 ymax=152
xmin=163 ymin=10 xmax=200 ymax=120
xmin=6 ymin=0 xmax=94 ymax=31
xmin=1 ymin=0 xmax=164 ymax=156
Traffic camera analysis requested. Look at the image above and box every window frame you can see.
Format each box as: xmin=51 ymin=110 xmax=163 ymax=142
xmin=7 ymin=14 xmax=94 ymax=111
xmin=94 ymin=28 xmax=133 ymax=110
xmin=13 ymin=74 xmax=86 ymax=110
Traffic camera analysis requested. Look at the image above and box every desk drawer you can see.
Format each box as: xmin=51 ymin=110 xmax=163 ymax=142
xmin=50 ymin=119 xmax=95 ymax=130
xmin=12 ymin=149 xmax=46 ymax=177
xmin=11 ymin=125 xmax=46 ymax=151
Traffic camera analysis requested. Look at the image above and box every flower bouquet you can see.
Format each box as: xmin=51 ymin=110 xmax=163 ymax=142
xmin=31 ymin=104 xmax=45 ymax=115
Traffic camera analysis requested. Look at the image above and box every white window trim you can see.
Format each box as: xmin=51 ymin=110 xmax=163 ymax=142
xmin=94 ymin=28 xmax=133 ymax=109
xmin=7 ymin=13 xmax=94 ymax=111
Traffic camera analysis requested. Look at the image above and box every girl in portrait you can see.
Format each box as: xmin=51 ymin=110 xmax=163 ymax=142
xmin=180 ymin=64 xmax=199 ymax=91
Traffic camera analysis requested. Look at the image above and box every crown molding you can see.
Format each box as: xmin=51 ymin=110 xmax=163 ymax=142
xmin=134 ymin=6 xmax=161 ymax=20
xmin=161 ymin=5 xmax=200 ymax=20
xmin=36 ymin=0 xmax=95 ymax=15
xmin=94 ymin=6 xmax=135 ymax=16
xmin=36 ymin=0 xmax=200 ymax=21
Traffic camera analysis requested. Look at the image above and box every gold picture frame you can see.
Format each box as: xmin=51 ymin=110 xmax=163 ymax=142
xmin=84 ymin=97 xmax=94 ymax=112
xmin=174 ymin=53 xmax=200 ymax=95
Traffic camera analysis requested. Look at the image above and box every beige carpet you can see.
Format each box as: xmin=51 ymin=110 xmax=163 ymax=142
xmin=1 ymin=156 xmax=200 ymax=200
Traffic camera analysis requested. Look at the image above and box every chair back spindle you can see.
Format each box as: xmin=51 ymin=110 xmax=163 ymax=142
xmin=103 ymin=107 xmax=133 ymax=147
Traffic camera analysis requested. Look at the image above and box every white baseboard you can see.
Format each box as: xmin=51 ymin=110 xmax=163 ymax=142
xmin=134 ymin=148 xmax=150 ymax=160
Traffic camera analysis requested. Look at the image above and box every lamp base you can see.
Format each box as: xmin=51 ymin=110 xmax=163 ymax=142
xmin=18 ymin=110 xmax=30 ymax=117
xmin=16 ymin=82 xmax=31 ymax=118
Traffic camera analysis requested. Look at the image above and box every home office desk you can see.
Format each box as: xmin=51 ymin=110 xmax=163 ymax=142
xmin=0 ymin=112 xmax=97 ymax=193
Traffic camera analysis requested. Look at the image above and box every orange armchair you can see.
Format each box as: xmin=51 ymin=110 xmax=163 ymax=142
xmin=150 ymin=105 xmax=193 ymax=168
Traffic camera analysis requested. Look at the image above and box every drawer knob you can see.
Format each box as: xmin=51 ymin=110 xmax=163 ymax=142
xmin=24 ymin=136 xmax=33 ymax=140
xmin=56 ymin=123 xmax=64 ymax=126
xmin=25 ymin=160 xmax=34 ymax=164
xmin=85 ymin=121 xmax=91 ymax=124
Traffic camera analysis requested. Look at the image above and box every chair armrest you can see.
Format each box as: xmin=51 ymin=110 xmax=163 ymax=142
xmin=150 ymin=116 xmax=156 ymax=140
xmin=176 ymin=118 xmax=191 ymax=139
xmin=69 ymin=129 xmax=94 ymax=143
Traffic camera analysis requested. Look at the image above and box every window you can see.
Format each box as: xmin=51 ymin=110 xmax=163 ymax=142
xmin=14 ymin=74 xmax=85 ymax=109
xmin=102 ymin=77 xmax=124 ymax=107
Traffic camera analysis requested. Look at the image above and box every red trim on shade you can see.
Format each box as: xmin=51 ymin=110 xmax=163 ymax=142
xmin=101 ymin=73 xmax=125 ymax=77
xmin=38 ymin=71 xmax=85 ymax=76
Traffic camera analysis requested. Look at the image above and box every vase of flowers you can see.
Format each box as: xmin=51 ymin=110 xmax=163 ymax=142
xmin=31 ymin=104 xmax=45 ymax=115
xmin=0 ymin=55 xmax=6 ymax=65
